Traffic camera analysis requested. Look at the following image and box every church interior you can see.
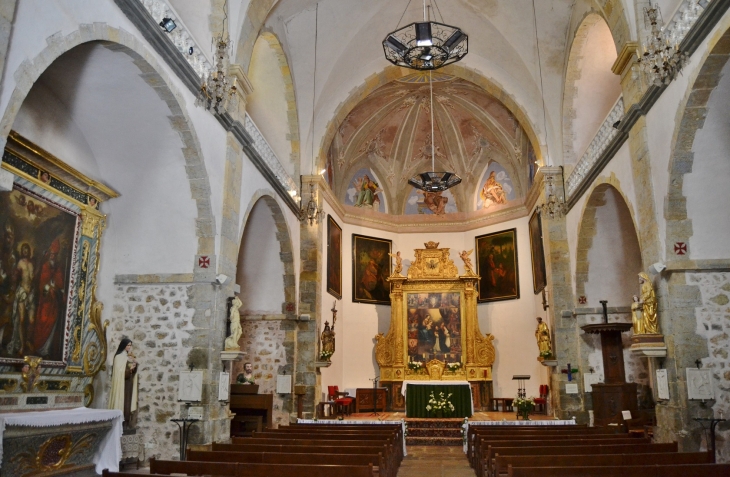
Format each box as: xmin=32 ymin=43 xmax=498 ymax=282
xmin=1 ymin=0 xmax=730 ymax=475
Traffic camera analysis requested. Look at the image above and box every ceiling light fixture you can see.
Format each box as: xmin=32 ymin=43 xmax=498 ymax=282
xmin=638 ymin=3 xmax=687 ymax=87
xmin=383 ymin=0 xmax=468 ymax=71
xmin=537 ymin=173 xmax=567 ymax=219
xmin=159 ymin=17 xmax=177 ymax=33
xmin=195 ymin=0 xmax=236 ymax=113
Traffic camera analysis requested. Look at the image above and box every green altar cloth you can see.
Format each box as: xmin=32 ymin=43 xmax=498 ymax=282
xmin=405 ymin=383 xmax=472 ymax=418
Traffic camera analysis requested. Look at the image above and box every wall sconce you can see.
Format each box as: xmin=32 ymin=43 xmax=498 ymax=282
xmin=159 ymin=17 xmax=177 ymax=32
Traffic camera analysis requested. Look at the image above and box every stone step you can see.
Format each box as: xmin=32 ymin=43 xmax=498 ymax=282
xmin=405 ymin=418 xmax=464 ymax=429
xmin=406 ymin=436 xmax=463 ymax=446
xmin=408 ymin=427 xmax=462 ymax=438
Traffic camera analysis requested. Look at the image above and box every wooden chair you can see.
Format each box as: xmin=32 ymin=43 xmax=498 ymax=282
xmin=328 ymin=386 xmax=354 ymax=415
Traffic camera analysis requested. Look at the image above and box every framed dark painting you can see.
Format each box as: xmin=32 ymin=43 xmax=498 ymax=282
xmin=475 ymin=228 xmax=520 ymax=302
xmin=529 ymin=210 xmax=547 ymax=294
xmin=352 ymin=234 xmax=391 ymax=305
xmin=0 ymin=185 xmax=79 ymax=363
xmin=326 ymin=215 xmax=342 ymax=299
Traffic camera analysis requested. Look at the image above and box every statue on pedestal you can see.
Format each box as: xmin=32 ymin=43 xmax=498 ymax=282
xmin=633 ymin=272 xmax=659 ymax=335
xmin=535 ymin=317 xmax=553 ymax=359
xmin=109 ymin=338 xmax=138 ymax=429
xmin=459 ymin=249 xmax=476 ymax=275
xmin=224 ymin=296 xmax=243 ymax=351
xmin=389 ymin=251 xmax=403 ymax=276
xmin=237 ymin=362 xmax=255 ymax=385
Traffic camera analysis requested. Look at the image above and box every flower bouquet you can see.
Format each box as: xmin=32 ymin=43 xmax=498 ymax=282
xmin=319 ymin=350 xmax=333 ymax=361
xmin=513 ymin=396 xmax=535 ymax=420
xmin=408 ymin=361 xmax=424 ymax=373
xmin=446 ymin=362 xmax=462 ymax=373
xmin=426 ymin=391 xmax=455 ymax=417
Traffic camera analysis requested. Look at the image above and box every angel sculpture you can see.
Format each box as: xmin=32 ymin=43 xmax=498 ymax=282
xmin=460 ymin=249 xmax=476 ymax=275
xmin=388 ymin=251 xmax=403 ymax=276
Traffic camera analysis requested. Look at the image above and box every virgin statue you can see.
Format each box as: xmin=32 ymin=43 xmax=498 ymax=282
xmin=109 ymin=338 xmax=138 ymax=429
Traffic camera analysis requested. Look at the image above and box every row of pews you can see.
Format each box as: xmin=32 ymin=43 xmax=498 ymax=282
xmin=466 ymin=423 xmax=730 ymax=477
xmin=103 ymin=422 xmax=403 ymax=477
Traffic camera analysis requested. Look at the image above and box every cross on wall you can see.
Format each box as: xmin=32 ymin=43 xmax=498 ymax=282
xmin=561 ymin=363 xmax=579 ymax=382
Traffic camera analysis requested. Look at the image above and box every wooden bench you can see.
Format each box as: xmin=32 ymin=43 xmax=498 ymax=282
xmin=147 ymin=458 xmax=374 ymax=477
xmin=494 ymin=451 xmax=711 ymax=477
xmin=507 ymin=463 xmax=730 ymax=477
xmin=483 ymin=442 xmax=678 ymax=477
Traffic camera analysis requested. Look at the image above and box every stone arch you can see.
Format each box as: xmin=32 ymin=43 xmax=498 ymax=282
xmin=574 ymin=175 xmax=642 ymax=306
xmin=318 ymin=63 xmax=546 ymax=176
xmin=247 ymin=31 xmax=301 ymax=177
xmin=665 ymin=26 xmax=730 ymax=260
xmin=235 ymin=0 xmax=278 ymax=71
xmin=0 ymin=26 xmax=214 ymax=256
xmin=562 ymin=13 xmax=622 ymax=166
xmin=237 ymin=190 xmax=296 ymax=317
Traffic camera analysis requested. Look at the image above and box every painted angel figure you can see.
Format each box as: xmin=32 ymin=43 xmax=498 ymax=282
xmin=389 ymin=251 xmax=403 ymax=275
xmin=460 ymin=249 xmax=475 ymax=275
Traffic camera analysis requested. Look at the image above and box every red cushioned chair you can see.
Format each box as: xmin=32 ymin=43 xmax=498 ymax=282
xmin=534 ymin=385 xmax=549 ymax=414
xmin=327 ymin=386 xmax=354 ymax=416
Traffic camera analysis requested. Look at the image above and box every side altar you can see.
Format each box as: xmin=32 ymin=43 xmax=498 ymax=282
xmin=375 ymin=242 xmax=496 ymax=411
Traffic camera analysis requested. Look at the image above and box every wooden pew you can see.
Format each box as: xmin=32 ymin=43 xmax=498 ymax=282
xmin=476 ymin=435 xmax=644 ymax=475
xmin=494 ymin=452 xmax=711 ymax=477
xmin=483 ymin=442 xmax=678 ymax=477
xmin=507 ymin=463 xmax=730 ymax=477
xmin=147 ymin=458 xmax=375 ymax=477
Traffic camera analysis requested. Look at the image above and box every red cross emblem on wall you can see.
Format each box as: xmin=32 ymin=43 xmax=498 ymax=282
xmin=198 ymin=256 xmax=210 ymax=268
xmin=578 ymin=296 xmax=587 ymax=305
xmin=674 ymin=242 xmax=687 ymax=255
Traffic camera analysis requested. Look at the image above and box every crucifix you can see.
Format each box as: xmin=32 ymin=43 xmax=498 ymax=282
xmin=561 ymin=363 xmax=579 ymax=381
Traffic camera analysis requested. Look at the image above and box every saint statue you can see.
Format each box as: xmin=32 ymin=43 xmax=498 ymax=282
xmin=224 ymin=296 xmax=243 ymax=351
xmin=636 ymin=272 xmax=659 ymax=334
xmin=459 ymin=249 xmax=475 ymax=275
xmin=109 ymin=338 xmax=138 ymax=429
xmin=535 ymin=317 xmax=552 ymax=358
xmin=320 ymin=321 xmax=335 ymax=360
xmin=237 ymin=362 xmax=255 ymax=385
xmin=389 ymin=251 xmax=403 ymax=276
xmin=631 ymin=295 xmax=644 ymax=335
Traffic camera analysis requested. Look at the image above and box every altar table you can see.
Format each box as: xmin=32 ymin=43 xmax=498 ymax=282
xmin=402 ymin=381 xmax=473 ymax=418
xmin=0 ymin=407 xmax=123 ymax=474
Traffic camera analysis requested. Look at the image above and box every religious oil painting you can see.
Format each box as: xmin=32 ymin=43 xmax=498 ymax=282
xmin=406 ymin=292 xmax=462 ymax=364
xmin=344 ymin=168 xmax=385 ymax=213
xmin=327 ymin=215 xmax=342 ymax=299
xmin=404 ymin=187 xmax=457 ymax=215
xmin=475 ymin=228 xmax=520 ymax=302
xmin=477 ymin=161 xmax=515 ymax=210
xmin=0 ymin=185 xmax=79 ymax=363
xmin=529 ymin=210 xmax=547 ymax=294
xmin=352 ymin=234 xmax=391 ymax=305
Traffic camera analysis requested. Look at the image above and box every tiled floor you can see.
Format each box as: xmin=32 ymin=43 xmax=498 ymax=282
xmin=398 ymin=446 xmax=474 ymax=477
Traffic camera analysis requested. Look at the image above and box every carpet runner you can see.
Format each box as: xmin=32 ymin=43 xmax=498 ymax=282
xmin=405 ymin=418 xmax=464 ymax=446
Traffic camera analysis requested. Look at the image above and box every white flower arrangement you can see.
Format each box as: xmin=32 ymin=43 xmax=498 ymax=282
xmin=319 ymin=350 xmax=333 ymax=360
xmin=513 ymin=396 xmax=536 ymax=411
xmin=408 ymin=361 xmax=424 ymax=371
xmin=425 ymin=391 xmax=455 ymax=416
xmin=446 ymin=362 xmax=462 ymax=372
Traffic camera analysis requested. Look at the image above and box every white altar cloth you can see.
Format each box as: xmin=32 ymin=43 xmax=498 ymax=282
xmin=400 ymin=380 xmax=473 ymax=414
xmin=0 ymin=407 xmax=123 ymax=473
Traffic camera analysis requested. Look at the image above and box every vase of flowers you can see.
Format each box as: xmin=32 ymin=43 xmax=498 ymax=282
xmin=513 ymin=396 xmax=535 ymax=420
xmin=445 ymin=362 xmax=462 ymax=374
xmin=319 ymin=350 xmax=333 ymax=361
xmin=408 ymin=361 xmax=424 ymax=373
xmin=426 ymin=391 xmax=455 ymax=418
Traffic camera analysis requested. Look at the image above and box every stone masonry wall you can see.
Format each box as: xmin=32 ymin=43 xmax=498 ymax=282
xmin=108 ymin=283 xmax=196 ymax=461
xmin=231 ymin=317 xmax=291 ymax=426
xmin=688 ymin=272 xmax=730 ymax=462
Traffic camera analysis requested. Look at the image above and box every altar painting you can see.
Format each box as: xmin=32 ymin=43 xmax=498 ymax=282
xmin=406 ymin=292 xmax=462 ymax=364
xmin=0 ymin=186 xmax=78 ymax=363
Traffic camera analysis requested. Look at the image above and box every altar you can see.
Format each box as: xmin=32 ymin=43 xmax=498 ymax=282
xmin=402 ymin=381 xmax=472 ymax=418
xmin=375 ymin=243 xmax=495 ymax=412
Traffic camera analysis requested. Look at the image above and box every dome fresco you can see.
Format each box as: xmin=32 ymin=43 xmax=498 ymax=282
xmin=327 ymin=72 xmax=535 ymax=216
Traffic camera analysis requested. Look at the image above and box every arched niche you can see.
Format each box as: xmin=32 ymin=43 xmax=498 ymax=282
xmin=575 ymin=183 xmax=642 ymax=307
xmin=247 ymin=32 xmax=300 ymax=179
xmin=563 ymin=14 xmax=622 ymax=165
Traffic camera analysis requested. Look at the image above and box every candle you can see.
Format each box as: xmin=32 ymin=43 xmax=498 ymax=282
xmin=483 ymin=369 xmax=487 ymax=378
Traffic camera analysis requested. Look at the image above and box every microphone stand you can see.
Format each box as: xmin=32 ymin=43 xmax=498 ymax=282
xmin=369 ymin=376 xmax=380 ymax=416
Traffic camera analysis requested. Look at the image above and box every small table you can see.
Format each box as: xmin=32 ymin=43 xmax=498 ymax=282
xmin=402 ymin=381 xmax=473 ymax=418
xmin=491 ymin=397 xmax=514 ymax=412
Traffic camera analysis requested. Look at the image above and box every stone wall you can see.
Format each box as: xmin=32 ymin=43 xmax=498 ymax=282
xmin=108 ymin=283 xmax=196 ymax=461
xmin=231 ymin=316 xmax=292 ymax=426
xmin=688 ymin=271 xmax=730 ymax=462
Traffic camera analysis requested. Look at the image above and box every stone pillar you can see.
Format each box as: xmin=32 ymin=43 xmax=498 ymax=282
xmin=295 ymin=175 xmax=323 ymax=419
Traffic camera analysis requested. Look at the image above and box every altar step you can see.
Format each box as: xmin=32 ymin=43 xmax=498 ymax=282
xmin=405 ymin=418 xmax=464 ymax=446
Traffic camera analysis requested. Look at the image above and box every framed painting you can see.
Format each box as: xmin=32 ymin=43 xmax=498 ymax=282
xmin=352 ymin=234 xmax=391 ymax=305
xmin=326 ymin=215 xmax=342 ymax=299
xmin=475 ymin=228 xmax=520 ymax=302
xmin=529 ymin=210 xmax=547 ymax=294
xmin=406 ymin=292 xmax=463 ymax=364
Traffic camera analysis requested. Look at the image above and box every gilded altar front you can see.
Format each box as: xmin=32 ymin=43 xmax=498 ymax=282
xmin=375 ymin=242 xmax=495 ymax=385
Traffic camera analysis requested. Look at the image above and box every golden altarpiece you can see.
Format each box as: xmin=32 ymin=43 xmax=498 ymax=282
xmin=375 ymin=242 xmax=496 ymax=411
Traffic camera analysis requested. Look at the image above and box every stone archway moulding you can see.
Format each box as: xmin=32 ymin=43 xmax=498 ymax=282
xmin=238 ymin=190 xmax=297 ymax=317
xmin=574 ymin=174 xmax=641 ymax=301
xmin=0 ymin=25 xmax=215 ymax=258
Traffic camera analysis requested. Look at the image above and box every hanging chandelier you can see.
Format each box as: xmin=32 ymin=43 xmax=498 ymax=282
xmin=638 ymin=4 xmax=687 ymax=87
xmin=299 ymin=182 xmax=324 ymax=226
xmin=196 ymin=0 xmax=236 ymax=113
xmin=383 ymin=0 xmax=468 ymax=71
xmin=537 ymin=174 xmax=567 ymax=219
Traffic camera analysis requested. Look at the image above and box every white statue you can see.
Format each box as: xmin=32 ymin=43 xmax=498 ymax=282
xmin=224 ymin=296 xmax=243 ymax=351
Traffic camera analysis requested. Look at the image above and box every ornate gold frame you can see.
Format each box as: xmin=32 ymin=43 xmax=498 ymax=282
xmin=375 ymin=242 xmax=495 ymax=382
xmin=0 ymin=132 xmax=116 ymax=405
